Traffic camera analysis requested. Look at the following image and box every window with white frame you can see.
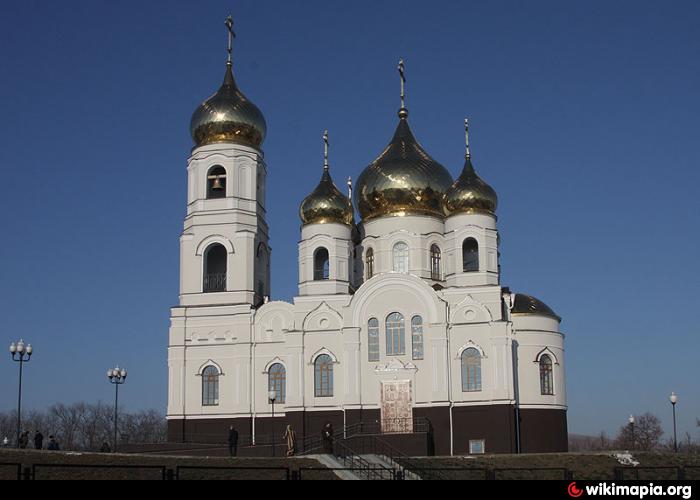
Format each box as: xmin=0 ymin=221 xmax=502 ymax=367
xmin=469 ymin=439 xmax=486 ymax=455
xmin=368 ymin=318 xmax=380 ymax=362
xmin=461 ymin=348 xmax=482 ymax=392
xmin=411 ymin=316 xmax=424 ymax=360
xmin=202 ymin=365 xmax=220 ymax=406
xmin=314 ymin=354 xmax=334 ymax=397
xmin=393 ymin=242 xmax=409 ymax=273
xmin=540 ymin=354 xmax=554 ymax=395
xmin=386 ymin=312 xmax=406 ymax=356
xmin=268 ymin=363 xmax=286 ymax=404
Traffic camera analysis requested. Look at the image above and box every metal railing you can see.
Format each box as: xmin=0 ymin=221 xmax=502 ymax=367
xmin=331 ymin=439 xmax=395 ymax=480
xmin=343 ymin=434 xmax=447 ymax=481
xmin=31 ymin=463 xmax=168 ymax=480
xmin=203 ymin=274 xmax=226 ymax=293
xmin=175 ymin=465 xmax=290 ymax=481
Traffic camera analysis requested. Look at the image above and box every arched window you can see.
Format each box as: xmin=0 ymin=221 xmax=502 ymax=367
xmin=411 ymin=316 xmax=424 ymax=360
xmin=463 ymin=238 xmax=479 ymax=272
xmin=366 ymin=248 xmax=375 ymax=280
xmin=368 ymin=318 xmax=380 ymax=362
xmin=202 ymin=366 xmax=220 ymax=406
xmin=385 ymin=313 xmax=406 ymax=356
xmin=314 ymin=248 xmax=330 ymax=281
xmin=204 ymin=244 xmax=227 ymax=293
xmin=257 ymin=244 xmax=268 ymax=299
xmin=207 ymin=166 xmax=227 ymax=199
xmin=268 ymin=363 xmax=286 ymax=404
xmin=314 ymin=354 xmax=334 ymax=398
xmin=540 ymin=355 xmax=554 ymax=395
xmin=393 ymin=242 xmax=409 ymax=273
xmin=461 ymin=348 xmax=482 ymax=392
xmin=430 ymin=245 xmax=442 ymax=280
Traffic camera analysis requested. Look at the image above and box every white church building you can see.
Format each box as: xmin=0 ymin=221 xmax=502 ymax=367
xmin=167 ymin=19 xmax=568 ymax=456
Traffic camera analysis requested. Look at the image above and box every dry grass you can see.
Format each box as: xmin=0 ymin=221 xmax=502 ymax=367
xmin=399 ymin=452 xmax=700 ymax=480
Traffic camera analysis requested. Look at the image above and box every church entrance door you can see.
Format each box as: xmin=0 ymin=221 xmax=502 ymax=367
xmin=380 ymin=380 xmax=413 ymax=434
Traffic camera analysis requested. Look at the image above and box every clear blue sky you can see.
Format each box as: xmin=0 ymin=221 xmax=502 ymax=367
xmin=1 ymin=0 xmax=698 ymax=440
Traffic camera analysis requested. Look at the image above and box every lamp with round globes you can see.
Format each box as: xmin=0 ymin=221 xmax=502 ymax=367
xmin=269 ymin=389 xmax=278 ymax=457
xmin=670 ymin=392 xmax=678 ymax=453
xmin=9 ymin=339 xmax=33 ymax=448
xmin=628 ymin=415 xmax=636 ymax=450
xmin=107 ymin=365 xmax=128 ymax=453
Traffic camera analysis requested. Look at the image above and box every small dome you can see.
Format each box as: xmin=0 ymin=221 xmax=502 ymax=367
xmin=300 ymin=167 xmax=354 ymax=227
xmin=190 ymin=64 xmax=267 ymax=149
xmin=444 ymin=156 xmax=498 ymax=217
xmin=512 ymin=294 xmax=561 ymax=321
xmin=355 ymin=110 xmax=454 ymax=221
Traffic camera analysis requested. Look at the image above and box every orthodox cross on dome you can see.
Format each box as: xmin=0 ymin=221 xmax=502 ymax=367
xmin=225 ymin=15 xmax=236 ymax=65
xmin=347 ymin=177 xmax=353 ymax=199
xmin=398 ymin=58 xmax=407 ymax=110
xmin=465 ymin=118 xmax=471 ymax=159
xmin=323 ymin=130 xmax=330 ymax=171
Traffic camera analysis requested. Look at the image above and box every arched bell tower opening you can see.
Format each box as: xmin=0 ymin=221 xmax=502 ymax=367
xmin=203 ymin=244 xmax=227 ymax=293
xmin=207 ymin=166 xmax=227 ymax=199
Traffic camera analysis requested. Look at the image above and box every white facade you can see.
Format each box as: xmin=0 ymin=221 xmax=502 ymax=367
xmin=167 ymin=41 xmax=567 ymax=455
xmin=167 ymin=139 xmax=566 ymax=451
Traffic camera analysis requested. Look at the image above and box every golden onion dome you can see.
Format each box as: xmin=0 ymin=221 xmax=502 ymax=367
xmin=512 ymin=294 xmax=561 ymax=322
xmin=190 ymin=62 xmax=267 ymax=149
xmin=355 ymin=109 xmax=454 ymax=221
xmin=300 ymin=167 xmax=354 ymax=226
xmin=444 ymin=120 xmax=498 ymax=217
xmin=444 ymin=157 xmax=498 ymax=216
xmin=300 ymin=131 xmax=354 ymax=226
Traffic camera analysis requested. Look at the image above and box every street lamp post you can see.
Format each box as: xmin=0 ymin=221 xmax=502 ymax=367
xmin=9 ymin=340 xmax=33 ymax=448
xmin=107 ymin=366 xmax=127 ymax=453
xmin=628 ymin=415 xmax=635 ymax=451
xmin=268 ymin=390 xmax=277 ymax=457
xmin=670 ymin=392 xmax=678 ymax=453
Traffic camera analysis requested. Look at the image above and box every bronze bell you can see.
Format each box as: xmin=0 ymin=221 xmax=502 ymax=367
xmin=212 ymin=177 xmax=224 ymax=191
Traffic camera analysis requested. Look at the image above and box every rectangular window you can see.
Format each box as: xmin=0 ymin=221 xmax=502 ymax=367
xmin=411 ymin=317 xmax=424 ymax=361
xmin=368 ymin=320 xmax=380 ymax=362
xmin=469 ymin=439 xmax=486 ymax=455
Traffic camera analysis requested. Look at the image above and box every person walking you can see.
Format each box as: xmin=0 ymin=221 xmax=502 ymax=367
xmin=34 ymin=430 xmax=44 ymax=450
xmin=227 ymin=426 xmax=239 ymax=457
xmin=283 ymin=425 xmax=297 ymax=457
xmin=18 ymin=431 xmax=29 ymax=449
xmin=322 ymin=423 xmax=334 ymax=454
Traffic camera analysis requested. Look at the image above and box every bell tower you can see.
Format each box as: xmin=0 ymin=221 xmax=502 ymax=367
xmin=178 ymin=15 xmax=270 ymax=307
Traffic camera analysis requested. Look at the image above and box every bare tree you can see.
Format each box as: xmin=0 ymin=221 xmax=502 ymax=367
xmin=0 ymin=403 xmax=167 ymax=451
xmin=616 ymin=413 xmax=664 ymax=451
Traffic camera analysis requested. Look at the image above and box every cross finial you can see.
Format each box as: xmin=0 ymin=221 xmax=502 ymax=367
xmin=347 ymin=177 xmax=353 ymax=199
xmin=225 ymin=15 xmax=236 ymax=65
xmin=465 ymin=118 xmax=471 ymax=159
xmin=398 ymin=58 xmax=406 ymax=111
xmin=323 ymin=130 xmax=330 ymax=171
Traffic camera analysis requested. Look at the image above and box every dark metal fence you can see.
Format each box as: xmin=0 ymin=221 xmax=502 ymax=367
xmin=492 ymin=467 xmax=573 ymax=480
xmin=203 ymin=273 xmax=226 ymax=293
xmin=0 ymin=463 xmax=22 ymax=481
xmin=614 ymin=466 xmax=684 ymax=481
xmin=31 ymin=463 xmax=168 ymax=480
xmin=174 ymin=466 xmax=291 ymax=481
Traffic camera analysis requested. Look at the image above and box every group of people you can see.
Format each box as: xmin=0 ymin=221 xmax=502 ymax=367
xmin=13 ymin=431 xmax=60 ymax=450
xmin=226 ymin=422 xmax=335 ymax=457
